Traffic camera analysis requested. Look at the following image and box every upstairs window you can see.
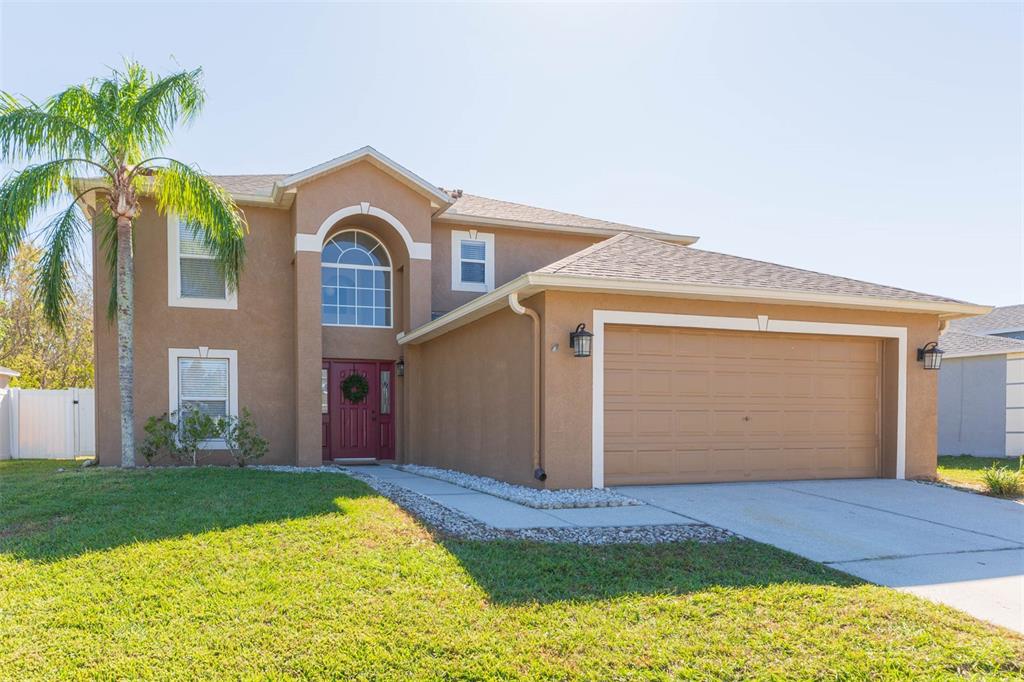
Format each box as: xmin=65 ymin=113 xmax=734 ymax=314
xmin=451 ymin=230 xmax=494 ymax=293
xmin=168 ymin=214 xmax=237 ymax=309
xmin=321 ymin=230 xmax=392 ymax=328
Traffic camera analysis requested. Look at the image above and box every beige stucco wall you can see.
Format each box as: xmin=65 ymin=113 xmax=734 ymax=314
xmin=288 ymin=161 xmax=436 ymax=465
xmin=536 ymin=291 xmax=942 ymax=488
xmin=93 ymin=161 xmax=634 ymax=468
xmin=404 ymin=306 xmax=537 ymax=486
xmin=93 ymin=202 xmax=297 ymax=466
xmin=430 ymin=224 xmax=598 ymax=314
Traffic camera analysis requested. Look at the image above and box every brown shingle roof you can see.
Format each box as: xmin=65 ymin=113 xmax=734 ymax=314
xmin=207 ymin=174 xmax=287 ymax=196
xmin=439 ymin=192 xmax=668 ymax=235
xmin=203 ymin=175 xmax=689 ymax=239
xmin=939 ymin=330 xmax=1024 ymax=357
xmin=537 ymin=233 xmax=970 ymax=305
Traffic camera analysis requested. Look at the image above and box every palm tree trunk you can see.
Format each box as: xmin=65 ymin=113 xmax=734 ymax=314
xmin=116 ymin=216 xmax=135 ymax=467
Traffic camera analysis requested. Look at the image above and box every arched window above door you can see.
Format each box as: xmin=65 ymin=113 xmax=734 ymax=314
xmin=321 ymin=230 xmax=392 ymax=328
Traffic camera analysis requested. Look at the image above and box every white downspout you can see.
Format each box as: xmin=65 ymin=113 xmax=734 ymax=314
xmin=508 ymin=292 xmax=545 ymax=482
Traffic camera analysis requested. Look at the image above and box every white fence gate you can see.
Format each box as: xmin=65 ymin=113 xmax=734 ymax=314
xmin=4 ymin=388 xmax=96 ymax=459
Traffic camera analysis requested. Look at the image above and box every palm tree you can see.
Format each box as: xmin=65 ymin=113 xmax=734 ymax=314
xmin=0 ymin=62 xmax=247 ymax=467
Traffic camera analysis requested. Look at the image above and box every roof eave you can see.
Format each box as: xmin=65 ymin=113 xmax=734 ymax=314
xmin=943 ymin=349 xmax=1024 ymax=359
xmin=398 ymin=273 xmax=991 ymax=345
xmin=437 ymin=212 xmax=699 ymax=245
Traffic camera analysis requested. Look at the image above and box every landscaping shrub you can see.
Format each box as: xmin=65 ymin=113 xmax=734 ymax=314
xmin=139 ymin=413 xmax=178 ymax=466
xmin=981 ymin=458 xmax=1024 ymax=497
xmin=174 ymin=408 xmax=222 ymax=466
xmin=220 ymin=408 xmax=269 ymax=467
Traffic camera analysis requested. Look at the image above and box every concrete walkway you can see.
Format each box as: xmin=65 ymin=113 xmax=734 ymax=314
xmin=349 ymin=466 xmax=699 ymax=529
xmin=619 ymin=479 xmax=1024 ymax=633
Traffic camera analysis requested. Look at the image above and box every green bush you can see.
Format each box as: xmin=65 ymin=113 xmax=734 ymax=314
xmin=139 ymin=413 xmax=178 ymax=466
xmin=981 ymin=459 xmax=1023 ymax=497
xmin=174 ymin=408 xmax=222 ymax=466
xmin=220 ymin=408 xmax=269 ymax=467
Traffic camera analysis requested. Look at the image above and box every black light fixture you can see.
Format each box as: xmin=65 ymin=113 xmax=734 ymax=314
xmin=917 ymin=342 xmax=944 ymax=370
xmin=569 ymin=323 xmax=593 ymax=358
xmin=396 ymin=358 xmax=405 ymax=376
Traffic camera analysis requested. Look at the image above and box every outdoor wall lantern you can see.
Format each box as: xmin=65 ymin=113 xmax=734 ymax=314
xmin=570 ymin=323 xmax=593 ymax=358
xmin=917 ymin=342 xmax=944 ymax=370
xmin=396 ymin=358 xmax=405 ymax=376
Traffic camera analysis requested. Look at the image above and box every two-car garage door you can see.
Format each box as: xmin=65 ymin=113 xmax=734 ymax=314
xmin=604 ymin=325 xmax=882 ymax=485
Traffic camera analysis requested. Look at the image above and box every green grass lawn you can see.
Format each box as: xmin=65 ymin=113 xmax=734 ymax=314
xmin=1 ymin=461 xmax=1020 ymax=679
xmin=938 ymin=455 xmax=1024 ymax=500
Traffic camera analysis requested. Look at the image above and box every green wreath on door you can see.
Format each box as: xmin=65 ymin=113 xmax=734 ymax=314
xmin=341 ymin=373 xmax=370 ymax=404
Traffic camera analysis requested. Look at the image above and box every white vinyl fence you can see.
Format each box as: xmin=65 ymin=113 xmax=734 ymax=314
xmin=1 ymin=388 xmax=95 ymax=460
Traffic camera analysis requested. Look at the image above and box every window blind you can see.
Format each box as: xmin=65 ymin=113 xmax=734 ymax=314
xmin=178 ymin=358 xmax=229 ymax=418
xmin=179 ymin=221 xmax=227 ymax=300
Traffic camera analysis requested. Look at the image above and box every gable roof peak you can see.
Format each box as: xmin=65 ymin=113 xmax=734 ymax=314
xmin=277 ymin=146 xmax=452 ymax=209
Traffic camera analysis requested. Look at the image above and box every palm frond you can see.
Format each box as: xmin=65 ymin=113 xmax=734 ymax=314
xmin=150 ymin=160 xmax=247 ymax=290
xmin=46 ymin=84 xmax=118 ymax=163
xmin=0 ymin=96 xmax=108 ymax=164
xmin=0 ymin=159 xmax=82 ymax=272
xmin=128 ymin=68 xmax=204 ymax=155
xmin=34 ymin=203 xmax=88 ymax=333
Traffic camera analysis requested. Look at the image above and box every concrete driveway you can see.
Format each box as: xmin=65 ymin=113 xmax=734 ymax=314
xmin=617 ymin=479 xmax=1024 ymax=633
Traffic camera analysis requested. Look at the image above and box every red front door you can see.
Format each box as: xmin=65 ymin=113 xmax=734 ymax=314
xmin=323 ymin=359 xmax=395 ymax=460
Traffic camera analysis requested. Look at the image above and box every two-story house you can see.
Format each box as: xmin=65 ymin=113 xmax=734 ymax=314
xmin=83 ymin=147 xmax=987 ymax=488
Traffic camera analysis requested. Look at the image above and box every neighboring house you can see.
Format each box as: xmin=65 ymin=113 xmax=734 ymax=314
xmin=939 ymin=305 xmax=1024 ymax=458
xmin=77 ymin=146 xmax=987 ymax=487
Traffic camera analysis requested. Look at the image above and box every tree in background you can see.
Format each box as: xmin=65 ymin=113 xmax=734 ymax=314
xmin=0 ymin=243 xmax=93 ymax=388
xmin=0 ymin=61 xmax=248 ymax=467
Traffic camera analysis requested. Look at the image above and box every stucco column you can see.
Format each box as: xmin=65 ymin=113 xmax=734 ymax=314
xmin=407 ymin=259 xmax=432 ymax=329
xmin=294 ymin=250 xmax=324 ymax=466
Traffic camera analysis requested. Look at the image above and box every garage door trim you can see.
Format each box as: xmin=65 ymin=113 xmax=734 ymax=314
xmin=590 ymin=311 xmax=908 ymax=488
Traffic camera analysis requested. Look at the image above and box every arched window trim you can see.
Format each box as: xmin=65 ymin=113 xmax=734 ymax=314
xmin=321 ymin=229 xmax=393 ymax=329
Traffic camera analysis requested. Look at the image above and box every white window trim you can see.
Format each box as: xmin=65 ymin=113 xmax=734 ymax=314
xmin=451 ymin=229 xmax=495 ymax=293
xmin=167 ymin=213 xmax=238 ymax=310
xmin=590 ymin=311 xmax=908 ymax=488
xmin=168 ymin=347 xmax=239 ymax=449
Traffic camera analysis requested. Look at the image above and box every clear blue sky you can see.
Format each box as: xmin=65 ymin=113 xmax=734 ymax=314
xmin=2 ymin=2 xmax=1020 ymax=306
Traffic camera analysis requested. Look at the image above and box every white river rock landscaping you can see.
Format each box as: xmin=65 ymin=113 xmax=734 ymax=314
xmin=251 ymin=464 xmax=733 ymax=544
xmin=395 ymin=463 xmax=640 ymax=509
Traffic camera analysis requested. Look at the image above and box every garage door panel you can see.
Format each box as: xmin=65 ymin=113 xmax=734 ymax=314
xmin=748 ymin=373 xmax=784 ymax=397
xmin=604 ymin=329 xmax=635 ymax=355
xmin=604 ymin=410 xmax=635 ymax=437
xmin=712 ymin=372 xmax=748 ymax=397
xmin=672 ymin=332 xmax=712 ymax=357
xmin=713 ymin=411 xmax=748 ymax=435
xmin=636 ymin=410 xmax=673 ymax=435
xmin=784 ymin=374 xmax=816 ymax=398
xmin=748 ymin=410 xmax=783 ymax=436
xmin=676 ymin=410 xmax=712 ymax=435
xmin=713 ymin=335 xmax=751 ymax=359
xmin=605 ymin=368 xmax=634 ymax=394
xmin=673 ymin=370 xmax=711 ymax=396
xmin=605 ymin=326 xmax=881 ymax=485
xmin=816 ymin=375 xmax=851 ymax=399
xmin=636 ymin=329 xmax=673 ymax=356
xmin=635 ymin=370 xmax=672 ymax=395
